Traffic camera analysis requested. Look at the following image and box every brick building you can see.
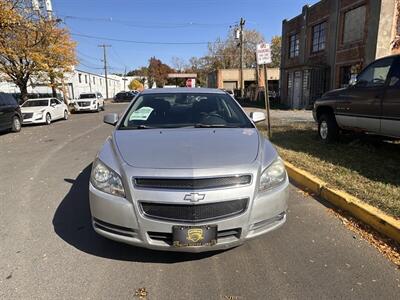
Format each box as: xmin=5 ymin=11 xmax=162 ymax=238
xmin=280 ymin=0 xmax=400 ymax=109
xmin=207 ymin=68 xmax=280 ymax=100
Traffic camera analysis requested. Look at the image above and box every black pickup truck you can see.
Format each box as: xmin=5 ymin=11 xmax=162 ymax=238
xmin=313 ymin=55 xmax=400 ymax=142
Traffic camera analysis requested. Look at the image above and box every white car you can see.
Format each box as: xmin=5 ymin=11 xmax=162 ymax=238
xmin=74 ymin=92 xmax=105 ymax=112
xmin=21 ymin=98 xmax=69 ymax=125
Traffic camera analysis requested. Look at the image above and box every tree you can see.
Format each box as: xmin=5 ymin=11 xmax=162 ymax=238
xmin=147 ymin=57 xmax=172 ymax=88
xmin=205 ymin=29 xmax=265 ymax=70
xmin=268 ymin=36 xmax=281 ymax=68
xmin=39 ymin=26 xmax=77 ymax=99
xmin=171 ymin=57 xmax=188 ymax=72
xmin=128 ymin=79 xmax=144 ymax=91
xmin=0 ymin=0 xmax=76 ymax=102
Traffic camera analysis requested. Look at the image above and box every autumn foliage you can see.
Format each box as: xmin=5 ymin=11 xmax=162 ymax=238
xmin=0 ymin=0 xmax=77 ymax=102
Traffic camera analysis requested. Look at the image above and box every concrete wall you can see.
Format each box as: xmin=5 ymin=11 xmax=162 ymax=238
xmin=375 ymin=0 xmax=397 ymax=59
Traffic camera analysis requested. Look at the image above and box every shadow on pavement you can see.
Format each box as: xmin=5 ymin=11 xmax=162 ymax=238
xmin=53 ymin=164 xmax=221 ymax=263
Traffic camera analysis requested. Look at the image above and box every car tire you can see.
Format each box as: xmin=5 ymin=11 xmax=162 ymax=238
xmin=63 ymin=110 xmax=68 ymax=120
xmin=11 ymin=115 xmax=22 ymax=132
xmin=101 ymin=102 xmax=105 ymax=111
xmin=318 ymin=114 xmax=338 ymax=143
xmin=96 ymin=104 xmax=100 ymax=112
xmin=45 ymin=113 xmax=51 ymax=125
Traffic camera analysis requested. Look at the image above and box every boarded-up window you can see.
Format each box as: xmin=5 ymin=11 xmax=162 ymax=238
xmin=343 ymin=6 xmax=366 ymax=44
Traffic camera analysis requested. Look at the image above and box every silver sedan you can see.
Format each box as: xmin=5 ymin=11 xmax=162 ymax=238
xmin=89 ymin=88 xmax=288 ymax=252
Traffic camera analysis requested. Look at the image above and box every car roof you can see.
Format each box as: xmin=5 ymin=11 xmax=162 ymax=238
xmin=140 ymin=88 xmax=226 ymax=95
xmin=26 ymin=98 xmax=51 ymax=101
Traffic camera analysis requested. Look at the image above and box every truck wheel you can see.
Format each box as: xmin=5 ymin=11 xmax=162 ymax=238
xmin=318 ymin=114 xmax=338 ymax=143
xmin=11 ymin=116 xmax=22 ymax=132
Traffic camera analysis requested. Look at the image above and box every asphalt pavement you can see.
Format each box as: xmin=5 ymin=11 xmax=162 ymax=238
xmin=0 ymin=104 xmax=399 ymax=299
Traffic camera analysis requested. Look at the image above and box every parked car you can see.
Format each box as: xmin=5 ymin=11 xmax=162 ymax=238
xmin=73 ymin=92 xmax=105 ymax=112
xmin=114 ymin=91 xmax=135 ymax=102
xmin=313 ymin=55 xmax=400 ymax=142
xmin=20 ymin=98 xmax=69 ymax=125
xmin=89 ymin=88 xmax=288 ymax=252
xmin=0 ymin=93 xmax=22 ymax=133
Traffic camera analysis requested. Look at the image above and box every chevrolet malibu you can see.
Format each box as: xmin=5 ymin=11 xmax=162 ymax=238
xmin=89 ymin=88 xmax=289 ymax=252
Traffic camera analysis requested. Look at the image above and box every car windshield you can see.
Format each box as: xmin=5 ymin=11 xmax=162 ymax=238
xmin=119 ymin=92 xmax=253 ymax=129
xmin=22 ymin=100 xmax=49 ymax=107
xmin=79 ymin=94 xmax=96 ymax=99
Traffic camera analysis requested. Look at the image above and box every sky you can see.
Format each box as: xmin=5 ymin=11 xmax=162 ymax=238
xmin=52 ymin=0 xmax=319 ymax=74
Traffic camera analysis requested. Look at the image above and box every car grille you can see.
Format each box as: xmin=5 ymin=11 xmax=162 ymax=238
xmin=77 ymin=101 xmax=91 ymax=107
xmin=148 ymin=228 xmax=242 ymax=245
xmin=23 ymin=113 xmax=33 ymax=119
xmin=140 ymin=198 xmax=249 ymax=223
xmin=134 ymin=175 xmax=252 ymax=190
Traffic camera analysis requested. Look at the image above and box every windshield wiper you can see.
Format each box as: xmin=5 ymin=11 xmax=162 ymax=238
xmin=120 ymin=125 xmax=157 ymax=130
xmin=194 ymin=123 xmax=241 ymax=128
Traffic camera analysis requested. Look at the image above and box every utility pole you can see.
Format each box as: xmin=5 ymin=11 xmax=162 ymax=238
xmin=123 ymin=66 xmax=127 ymax=91
xmin=98 ymin=44 xmax=111 ymax=99
xmin=239 ymin=17 xmax=245 ymax=98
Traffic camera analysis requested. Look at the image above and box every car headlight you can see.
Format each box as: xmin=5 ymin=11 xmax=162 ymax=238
xmin=90 ymin=159 xmax=125 ymax=197
xmin=259 ymin=158 xmax=287 ymax=192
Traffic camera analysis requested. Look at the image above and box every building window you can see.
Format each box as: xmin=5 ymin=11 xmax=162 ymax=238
xmin=312 ymin=22 xmax=326 ymax=53
xmin=339 ymin=66 xmax=352 ymax=88
xmin=343 ymin=6 xmax=366 ymax=44
xmin=289 ymin=33 xmax=299 ymax=58
xmin=78 ymin=74 xmax=82 ymax=83
xmin=85 ymin=75 xmax=88 ymax=84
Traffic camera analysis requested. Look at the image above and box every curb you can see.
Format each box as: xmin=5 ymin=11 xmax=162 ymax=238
xmin=284 ymin=161 xmax=400 ymax=244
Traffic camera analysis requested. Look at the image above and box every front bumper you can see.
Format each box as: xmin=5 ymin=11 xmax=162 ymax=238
xmin=22 ymin=114 xmax=45 ymax=124
xmin=89 ymin=179 xmax=289 ymax=252
xmin=73 ymin=104 xmax=97 ymax=112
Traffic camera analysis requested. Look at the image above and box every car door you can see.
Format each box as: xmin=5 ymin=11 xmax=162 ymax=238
xmin=0 ymin=94 xmax=14 ymax=130
xmin=50 ymin=98 xmax=60 ymax=118
xmin=55 ymin=99 xmax=64 ymax=119
xmin=381 ymin=57 xmax=400 ymax=137
xmin=0 ymin=96 xmax=6 ymax=129
xmin=339 ymin=57 xmax=394 ymax=133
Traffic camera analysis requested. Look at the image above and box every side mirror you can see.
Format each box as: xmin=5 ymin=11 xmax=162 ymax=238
xmin=349 ymin=75 xmax=358 ymax=86
xmin=104 ymin=113 xmax=119 ymax=126
xmin=51 ymin=103 xmax=56 ymax=107
xmin=250 ymin=111 xmax=266 ymax=123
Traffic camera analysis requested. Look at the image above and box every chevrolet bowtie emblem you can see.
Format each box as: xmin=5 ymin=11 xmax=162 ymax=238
xmin=184 ymin=193 xmax=205 ymax=202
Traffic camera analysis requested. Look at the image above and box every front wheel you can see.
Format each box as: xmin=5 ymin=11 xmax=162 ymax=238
xmin=63 ymin=110 xmax=69 ymax=120
xmin=45 ymin=113 xmax=51 ymax=125
xmin=318 ymin=114 xmax=338 ymax=143
xmin=11 ymin=116 xmax=22 ymax=132
xmin=101 ymin=102 xmax=105 ymax=111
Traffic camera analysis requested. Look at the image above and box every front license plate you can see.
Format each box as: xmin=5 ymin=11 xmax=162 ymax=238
xmin=172 ymin=225 xmax=217 ymax=247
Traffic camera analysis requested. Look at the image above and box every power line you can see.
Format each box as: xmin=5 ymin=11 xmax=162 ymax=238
xmin=71 ymin=32 xmax=216 ymax=45
xmin=61 ymin=14 xmax=231 ymax=29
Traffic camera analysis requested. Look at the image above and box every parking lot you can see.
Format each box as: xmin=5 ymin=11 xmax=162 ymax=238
xmin=0 ymin=102 xmax=398 ymax=299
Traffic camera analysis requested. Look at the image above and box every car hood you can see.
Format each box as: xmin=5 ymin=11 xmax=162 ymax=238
xmin=114 ymin=128 xmax=260 ymax=169
xmin=320 ymin=87 xmax=348 ymax=100
xmin=20 ymin=106 xmax=47 ymax=113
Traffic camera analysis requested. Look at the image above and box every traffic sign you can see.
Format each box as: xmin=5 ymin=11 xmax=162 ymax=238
xmin=256 ymin=43 xmax=272 ymax=65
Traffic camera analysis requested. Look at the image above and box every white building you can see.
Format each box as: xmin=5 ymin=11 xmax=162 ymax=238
xmin=66 ymin=70 xmax=122 ymax=100
xmin=0 ymin=69 xmax=127 ymax=101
